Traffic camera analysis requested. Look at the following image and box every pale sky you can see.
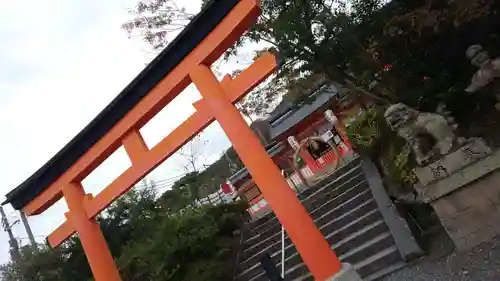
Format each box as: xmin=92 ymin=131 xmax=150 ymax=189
xmin=0 ymin=0 xmax=263 ymax=265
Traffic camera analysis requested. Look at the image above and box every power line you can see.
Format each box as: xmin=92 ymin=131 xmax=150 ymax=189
xmin=20 ymin=211 xmax=37 ymax=249
xmin=133 ymin=173 xmax=189 ymax=190
xmin=17 ymin=235 xmax=47 ymax=241
xmin=134 ymin=178 xmax=185 ymax=190
xmin=0 ymin=206 xmax=21 ymax=261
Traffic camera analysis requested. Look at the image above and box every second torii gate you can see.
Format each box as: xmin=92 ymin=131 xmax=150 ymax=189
xmin=3 ymin=0 xmax=356 ymax=280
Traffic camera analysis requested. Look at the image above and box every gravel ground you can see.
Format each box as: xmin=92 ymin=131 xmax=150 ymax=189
xmin=382 ymin=236 xmax=500 ymax=281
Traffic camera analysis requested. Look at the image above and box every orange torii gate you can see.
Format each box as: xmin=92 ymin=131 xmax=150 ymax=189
xmin=3 ymin=0 xmax=352 ymax=280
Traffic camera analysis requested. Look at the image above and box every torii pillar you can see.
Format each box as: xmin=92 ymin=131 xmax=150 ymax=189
xmin=190 ymin=65 xmax=341 ymax=280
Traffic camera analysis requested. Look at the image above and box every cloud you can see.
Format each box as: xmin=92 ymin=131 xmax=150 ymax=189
xmin=0 ymin=0 xmax=155 ymax=264
xmin=0 ymin=0 xmax=267 ymax=266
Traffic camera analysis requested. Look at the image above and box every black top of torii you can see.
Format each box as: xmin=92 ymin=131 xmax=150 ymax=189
xmin=3 ymin=0 xmax=240 ymax=210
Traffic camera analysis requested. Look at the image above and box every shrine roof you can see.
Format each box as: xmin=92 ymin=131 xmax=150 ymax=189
xmin=227 ymin=85 xmax=340 ymax=185
xmin=228 ymin=141 xmax=286 ymax=185
xmin=268 ymin=85 xmax=339 ymax=139
xmin=3 ymin=0 xmax=239 ymax=210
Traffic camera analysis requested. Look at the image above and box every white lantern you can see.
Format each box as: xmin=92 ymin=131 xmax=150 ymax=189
xmin=324 ymin=110 xmax=338 ymax=125
xmin=287 ymin=136 xmax=299 ymax=150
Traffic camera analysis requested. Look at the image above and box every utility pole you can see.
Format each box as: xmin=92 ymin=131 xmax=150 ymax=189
xmin=223 ymin=150 xmax=238 ymax=173
xmin=20 ymin=211 xmax=37 ymax=249
xmin=0 ymin=206 xmax=21 ymax=261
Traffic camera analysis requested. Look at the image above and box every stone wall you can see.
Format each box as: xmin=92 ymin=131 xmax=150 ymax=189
xmin=431 ymin=169 xmax=500 ymax=251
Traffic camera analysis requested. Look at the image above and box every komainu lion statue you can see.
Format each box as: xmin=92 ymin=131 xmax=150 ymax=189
xmin=384 ymin=103 xmax=456 ymax=165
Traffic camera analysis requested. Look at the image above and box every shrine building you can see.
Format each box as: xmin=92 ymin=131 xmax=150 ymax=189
xmin=228 ymin=83 xmax=368 ymax=217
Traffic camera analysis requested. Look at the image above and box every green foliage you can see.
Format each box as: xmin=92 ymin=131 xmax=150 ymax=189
xmin=347 ymin=107 xmax=417 ymax=187
xmin=235 ymin=0 xmax=388 ymax=114
xmin=0 ymin=242 xmax=97 ymax=281
xmin=156 ymin=145 xmax=244 ymax=214
xmin=125 ymin=0 xmax=388 ymax=115
xmin=391 ymin=145 xmax=418 ymax=186
xmin=347 ymin=107 xmax=390 ymax=155
xmin=1 ymin=186 xmax=247 ymax=281
xmin=343 ymin=0 xmax=500 ymax=187
xmin=361 ymin=0 xmax=500 ymax=115
xmin=117 ymin=200 xmax=248 ymax=281
xmin=244 ymin=0 xmax=500 ymax=117
xmin=194 ymin=146 xmax=244 ymax=195
xmin=118 ymin=207 xmax=235 ymax=281
xmin=123 ymin=0 xmax=500 ymax=120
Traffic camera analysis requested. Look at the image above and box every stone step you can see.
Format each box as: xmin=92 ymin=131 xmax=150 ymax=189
xmin=293 ymin=274 xmax=314 ymax=281
xmin=302 ymin=169 xmax=365 ymax=212
xmin=276 ymin=231 xmax=396 ymax=281
xmin=245 ymin=161 xmax=363 ymax=240
xmin=338 ymin=232 xmax=395 ymax=265
xmin=293 ymin=260 xmax=406 ymax=281
xmin=356 ymin=245 xmax=402 ymax=277
xmin=244 ymin=172 xmax=365 ymax=244
xmin=243 ymin=220 xmax=281 ymax=251
xmin=234 ymin=156 xmax=406 ymax=281
xmin=244 ymin=158 xmax=362 ymax=234
xmin=331 ymin=220 xmax=389 ymax=258
xmin=306 ymin=173 xmax=367 ymax=217
xmin=237 ymin=218 xmax=389 ymax=281
xmin=301 ymin=165 xmax=363 ymax=207
xmin=364 ymin=261 xmax=406 ymax=281
xmin=239 ymin=187 xmax=376 ymax=267
xmin=277 ymin=208 xmax=383 ymax=270
xmin=237 ymin=220 xmax=402 ymax=281
xmin=242 ymin=178 xmax=369 ymax=254
xmin=298 ymin=156 xmax=361 ymax=199
xmin=320 ymin=199 xmax=379 ymax=235
xmin=246 ymin=214 xmax=279 ymax=239
xmin=314 ymin=186 xmax=372 ymax=229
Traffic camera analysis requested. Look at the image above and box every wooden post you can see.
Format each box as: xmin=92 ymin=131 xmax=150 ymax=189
xmin=63 ymin=183 xmax=122 ymax=281
xmin=190 ymin=65 xmax=341 ymax=281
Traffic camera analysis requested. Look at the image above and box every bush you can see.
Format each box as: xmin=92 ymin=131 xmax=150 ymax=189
xmin=118 ymin=203 xmax=245 ymax=281
xmin=1 ymin=196 xmax=247 ymax=281
xmin=347 ymin=107 xmax=417 ymax=189
xmin=347 ymin=107 xmax=390 ymax=157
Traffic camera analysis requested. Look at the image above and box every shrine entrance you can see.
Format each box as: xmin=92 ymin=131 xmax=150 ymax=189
xmin=3 ymin=1 xmax=342 ymax=280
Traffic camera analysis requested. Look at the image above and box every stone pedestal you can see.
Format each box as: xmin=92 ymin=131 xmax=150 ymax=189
xmin=326 ymin=263 xmax=362 ymax=281
xmin=415 ymin=140 xmax=500 ymax=251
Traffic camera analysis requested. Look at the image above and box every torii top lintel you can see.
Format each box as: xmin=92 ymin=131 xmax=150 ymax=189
xmin=3 ymin=0 xmax=276 ymax=216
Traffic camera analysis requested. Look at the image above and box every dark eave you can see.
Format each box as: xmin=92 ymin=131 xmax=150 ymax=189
xmin=269 ymin=85 xmax=338 ymax=139
xmin=3 ymin=0 xmax=239 ymax=210
xmin=228 ymin=141 xmax=286 ymax=185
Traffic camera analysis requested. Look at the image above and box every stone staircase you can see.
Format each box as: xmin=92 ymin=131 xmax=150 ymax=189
xmin=234 ymin=158 xmax=408 ymax=281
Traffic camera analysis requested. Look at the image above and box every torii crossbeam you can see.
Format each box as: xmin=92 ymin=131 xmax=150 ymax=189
xmin=3 ymin=0 xmax=343 ymax=280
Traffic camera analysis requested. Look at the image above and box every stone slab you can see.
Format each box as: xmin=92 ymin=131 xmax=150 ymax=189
xmin=415 ymin=138 xmax=492 ymax=186
xmin=326 ymin=263 xmax=363 ymax=281
xmin=429 ymin=167 xmax=500 ymax=251
xmin=415 ymin=149 xmax=500 ymax=203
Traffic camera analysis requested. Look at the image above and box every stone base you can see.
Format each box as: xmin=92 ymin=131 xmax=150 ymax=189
xmin=326 ymin=263 xmax=362 ymax=281
xmin=414 ymin=138 xmax=492 ymax=187
xmin=431 ymin=166 xmax=500 ymax=251
xmin=415 ymin=147 xmax=500 ymax=203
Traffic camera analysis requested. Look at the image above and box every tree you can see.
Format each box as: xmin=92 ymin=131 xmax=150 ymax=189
xmin=201 ymin=0 xmax=390 ymax=114
xmin=173 ymin=135 xmax=211 ymax=205
xmin=122 ymin=0 xmax=194 ymax=51
xmin=124 ymin=0 xmax=500 ymax=115
xmin=162 ymin=145 xmax=245 ymax=210
xmin=345 ymin=0 xmax=500 ymax=189
xmin=177 ymin=136 xmax=209 ymax=173
xmin=1 ymin=182 xmax=248 ymax=281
